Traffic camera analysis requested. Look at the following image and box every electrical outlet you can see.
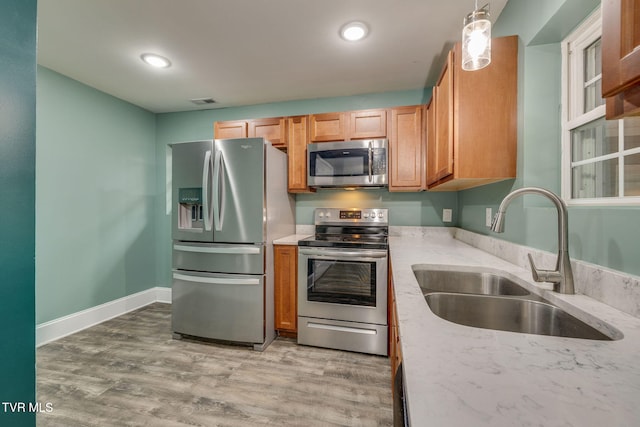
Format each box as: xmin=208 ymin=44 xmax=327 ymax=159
xmin=486 ymin=208 xmax=493 ymax=228
xmin=443 ymin=208 xmax=453 ymax=222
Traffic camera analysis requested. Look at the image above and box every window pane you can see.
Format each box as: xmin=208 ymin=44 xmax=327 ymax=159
xmin=583 ymin=38 xmax=603 ymax=112
xmin=571 ymin=118 xmax=618 ymax=162
xmin=624 ymin=153 xmax=640 ymax=196
xmin=624 ymin=116 xmax=640 ymax=151
xmin=584 ymin=39 xmax=602 ymax=81
xmin=572 ymin=158 xmax=619 ymax=198
xmin=584 ymin=79 xmax=603 ymax=112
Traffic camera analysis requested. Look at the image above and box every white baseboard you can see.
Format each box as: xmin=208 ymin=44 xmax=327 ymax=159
xmin=36 ymin=287 xmax=172 ymax=347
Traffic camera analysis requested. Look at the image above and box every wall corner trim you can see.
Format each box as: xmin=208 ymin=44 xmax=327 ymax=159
xmin=36 ymin=287 xmax=172 ymax=347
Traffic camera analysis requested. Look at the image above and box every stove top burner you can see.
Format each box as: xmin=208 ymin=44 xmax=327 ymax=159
xmin=298 ymin=208 xmax=389 ymax=250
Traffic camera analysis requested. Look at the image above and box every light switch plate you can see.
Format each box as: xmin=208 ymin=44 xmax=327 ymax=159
xmin=486 ymin=208 xmax=493 ymax=227
xmin=443 ymin=208 xmax=453 ymax=222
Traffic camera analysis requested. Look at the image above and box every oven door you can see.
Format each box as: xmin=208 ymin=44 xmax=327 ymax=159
xmin=298 ymin=247 xmax=388 ymax=325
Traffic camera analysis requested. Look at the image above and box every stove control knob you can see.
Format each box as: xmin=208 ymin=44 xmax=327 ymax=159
xmin=363 ymin=212 xmax=370 ymax=218
xmin=318 ymin=212 xmax=324 ymax=218
xmin=378 ymin=212 xmax=384 ymax=218
xmin=325 ymin=212 xmax=331 ymax=218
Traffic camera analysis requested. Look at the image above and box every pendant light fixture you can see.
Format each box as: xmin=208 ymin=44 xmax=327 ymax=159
xmin=462 ymin=1 xmax=491 ymax=71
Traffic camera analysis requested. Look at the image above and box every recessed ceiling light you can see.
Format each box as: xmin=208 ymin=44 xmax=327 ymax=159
xmin=340 ymin=21 xmax=369 ymax=42
xmin=140 ymin=53 xmax=171 ymax=68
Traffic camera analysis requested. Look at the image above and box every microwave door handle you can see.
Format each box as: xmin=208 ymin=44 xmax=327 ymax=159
xmin=368 ymin=141 xmax=373 ymax=183
xmin=202 ymin=150 xmax=212 ymax=231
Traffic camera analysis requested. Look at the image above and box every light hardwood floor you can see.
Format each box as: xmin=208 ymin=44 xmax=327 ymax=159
xmin=37 ymin=303 xmax=393 ymax=426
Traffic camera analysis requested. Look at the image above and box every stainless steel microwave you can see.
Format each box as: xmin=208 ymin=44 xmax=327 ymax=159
xmin=307 ymin=139 xmax=388 ymax=188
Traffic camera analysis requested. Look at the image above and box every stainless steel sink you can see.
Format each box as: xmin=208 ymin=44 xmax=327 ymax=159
xmin=425 ymin=293 xmax=615 ymax=341
xmin=413 ymin=267 xmax=530 ymax=296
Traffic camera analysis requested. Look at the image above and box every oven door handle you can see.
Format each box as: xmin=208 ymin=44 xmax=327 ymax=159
xmin=299 ymin=248 xmax=387 ymax=258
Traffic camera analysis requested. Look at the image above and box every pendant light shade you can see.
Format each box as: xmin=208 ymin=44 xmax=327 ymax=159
xmin=462 ymin=3 xmax=491 ymax=71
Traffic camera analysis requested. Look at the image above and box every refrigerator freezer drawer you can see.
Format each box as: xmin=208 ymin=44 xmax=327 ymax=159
xmin=173 ymin=242 xmax=264 ymax=274
xmin=172 ymin=271 xmax=264 ymax=344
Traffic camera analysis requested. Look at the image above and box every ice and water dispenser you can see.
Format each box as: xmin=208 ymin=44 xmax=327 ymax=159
xmin=177 ymin=187 xmax=204 ymax=230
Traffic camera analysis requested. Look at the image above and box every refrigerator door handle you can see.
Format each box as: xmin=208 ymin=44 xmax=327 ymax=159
xmin=173 ymin=273 xmax=260 ymax=286
xmin=202 ymin=150 xmax=213 ymax=231
xmin=173 ymin=244 xmax=261 ymax=255
xmin=213 ymin=149 xmax=226 ymax=232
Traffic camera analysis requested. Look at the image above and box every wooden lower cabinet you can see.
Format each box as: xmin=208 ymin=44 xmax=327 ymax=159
xmin=274 ymin=245 xmax=298 ymax=336
xmin=389 ymin=265 xmax=402 ymax=390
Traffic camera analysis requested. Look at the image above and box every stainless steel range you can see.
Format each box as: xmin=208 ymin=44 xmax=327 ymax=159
xmin=297 ymin=208 xmax=388 ymax=356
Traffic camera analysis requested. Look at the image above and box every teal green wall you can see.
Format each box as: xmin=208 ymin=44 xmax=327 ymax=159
xmin=36 ymin=67 xmax=158 ymax=324
xmin=154 ymin=89 xmax=458 ymax=286
xmin=458 ymin=0 xmax=640 ymax=277
xmin=296 ymin=190 xmax=457 ymax=225
xmin=34 ymin=0 xmax=639 ymax=330
xmin=0 ymin=0 xmax=36 ymax=424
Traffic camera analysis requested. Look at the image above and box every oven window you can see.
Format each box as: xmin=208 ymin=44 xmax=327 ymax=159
xmin=309 ymin=149 xmax=369 ymax=177
xmin=307 ymin=259 xmax=376 ymax=306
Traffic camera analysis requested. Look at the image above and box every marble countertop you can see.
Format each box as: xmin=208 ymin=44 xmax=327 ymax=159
xmin=272 ymin=234 xmax=311 ymax=245
xmin=390 ymin=229 xmax=640 ymax=426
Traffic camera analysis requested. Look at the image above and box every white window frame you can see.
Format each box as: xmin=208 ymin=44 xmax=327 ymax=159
xmin=561 ymin=7 xmax=640 ymax=206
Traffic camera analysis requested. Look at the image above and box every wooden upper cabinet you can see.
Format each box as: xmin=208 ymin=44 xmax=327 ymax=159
xmin=309 ymin=112 xmax=346 ymax=142
xmin=389 ymin=105 xmax=424 ymax=191
xmin=249 ymin=117 xmax=287 ymax=148
xmin=214 ymin=120 xmax=248 ymax=139
xmin=429 ymin=51 xmax=454 ymax=187
xmin=287 ymin=115 xmax=313 ymax=193
xmin=215 ymin=118 xmax=287 ymax=148
xmin=310 ymin=110 xmax=388 ymax=142
xmin=602 ymin=0 xmax=640 ymax=119
xmin=427 ymin=35 xmax=518 ymax=191
xmin=425 ymin=98 xmax=437 ymax=187
xmin=350 ymin=109 xmax=387 ymax=139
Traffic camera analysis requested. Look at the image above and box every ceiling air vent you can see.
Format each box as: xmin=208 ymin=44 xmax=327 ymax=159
xmin=190 ymin=97 xmax=216 ymax=105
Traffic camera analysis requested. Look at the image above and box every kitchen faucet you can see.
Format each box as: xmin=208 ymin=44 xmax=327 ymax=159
xmin=490 ymin=187 xmax=575 ymax=294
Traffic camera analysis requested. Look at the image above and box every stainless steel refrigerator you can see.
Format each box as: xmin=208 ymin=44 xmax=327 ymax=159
xmin=170 ymin=138 xmax=294 ymax=351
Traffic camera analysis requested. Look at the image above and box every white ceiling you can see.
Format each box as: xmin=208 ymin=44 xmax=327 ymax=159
xmin=37 ymin=0 xmax=508 ymax=114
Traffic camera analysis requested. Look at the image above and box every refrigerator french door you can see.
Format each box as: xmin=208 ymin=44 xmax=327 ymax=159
xmin=171 ymin=139 xmax=264 ymax=244
xmin=170 ymin=138 xmax=292 ymax=350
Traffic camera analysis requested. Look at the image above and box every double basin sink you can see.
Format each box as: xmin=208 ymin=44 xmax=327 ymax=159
xmin=413 ymin=266 xmax=621 ymax=341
